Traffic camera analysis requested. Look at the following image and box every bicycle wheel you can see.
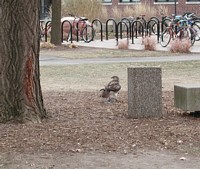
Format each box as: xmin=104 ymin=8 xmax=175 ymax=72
xmin=66 ymin=31 xmax=72 ymax=42
xmin=188 ymin=28 xmax=196 ymax=46
xmin=178 ymin=28 xmax=195 ymax=46
xmin=192 ymin=23 xmax=200 ymax=41
xmin=160 ymin=29 xmax=171 ymax=47
xmin=82 ymin=25 xmax=95 ymax=43
xmin=161 ymin=18 xmax=172 ymax=33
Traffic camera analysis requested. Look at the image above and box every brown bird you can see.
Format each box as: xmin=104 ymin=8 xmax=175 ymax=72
xmin=100 ymin=76 xmax=121 ymax=102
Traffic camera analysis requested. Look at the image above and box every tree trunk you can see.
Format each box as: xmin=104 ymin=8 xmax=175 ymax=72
xmin=0 ymin=0 xmax=46 ymax=122
xmin=50 ymin=0 xmax=61 ymax=45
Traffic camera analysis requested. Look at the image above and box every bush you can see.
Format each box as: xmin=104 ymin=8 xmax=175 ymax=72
xmin=118 ymin=39 xmax=129 ymax=49
xmin=142 ymin=36 xmax=156 ymax=51
xmin=170 ymin=38 xmax=191 ymax=53
xmin=61 ymin=0 xmax=102 ymax=20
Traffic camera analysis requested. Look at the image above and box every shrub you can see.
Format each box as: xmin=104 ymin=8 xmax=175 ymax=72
xmin=118 ymin=39 xmax=129 ymax=49
xmin=61 ymin=0 xmax=102 ymax=20
xmin=170 ymin=38 xmax=191 ymax=53
xmin=142 ymin=36 xmax=156 ymax=51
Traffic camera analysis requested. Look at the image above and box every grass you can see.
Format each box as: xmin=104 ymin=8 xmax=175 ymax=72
xmin=40 ymin=61 xmax=200 ymax=92
xmin=40 ymin=47 xmax=181 ymax=59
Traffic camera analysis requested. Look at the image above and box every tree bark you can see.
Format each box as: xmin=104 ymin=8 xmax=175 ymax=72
xmin=50 ymin=0 xmax=61 ymax=45
xmin=0 ymin=0 xmax=46 ymax=122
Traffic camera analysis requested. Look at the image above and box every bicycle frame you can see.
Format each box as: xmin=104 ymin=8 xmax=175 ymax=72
xmin=70 ymin=15 xmax=92 ymax=40
xmin=40 ymin=20 xmax=51 ymax=41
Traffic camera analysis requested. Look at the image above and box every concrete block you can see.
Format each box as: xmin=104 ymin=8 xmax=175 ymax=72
xmin=128 ymin=67 xmax=162 ymax=118
xmin=174 ymin=84 xmax=200 ymax=111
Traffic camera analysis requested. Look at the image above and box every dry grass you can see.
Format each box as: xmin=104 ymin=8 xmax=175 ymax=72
xmin=40 ymin=47 xmax=180 ymax=59
xmin=98 ymin=6 xmax=109 ymax=22
xmin=112 ymin=6 xmax=122 ymax=20
xmin=157 ymin=5 xmax=170 ymax=17
xmin=123 ymin=6 xmax=135 ymax=17
xmin=133 ymin=1 xmax=157 ymax=20
xmin=61 ymin=0 xmax=102 ymax=20
xmin=142 ymin=36 xmax=156 ymax=51
xmin=118 ymin=39 xmax=129 ymax=49
xmin=170 ymin=38 xmax=191 ymax=53
xmin=40 ymin=42 xmax=55 ymax=49
xmin=40 ymin=60 xmax=200 ymax=92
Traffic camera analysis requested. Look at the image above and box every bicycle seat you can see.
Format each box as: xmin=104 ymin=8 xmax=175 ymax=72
xmin=140 ymin=14 xmax=145 ymax=17
xmin=80 ymin=17 xmax=88 ymax=21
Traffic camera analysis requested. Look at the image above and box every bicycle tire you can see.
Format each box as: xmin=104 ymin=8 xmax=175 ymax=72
xmin=192 ymin=22 xmax=200 ymax=41
xmin=178 ymin=28 xmax=195 ymax=46
xmin=160 ymin=29 xmax=171 ymax=47
xmin=66 ymin=31 xmax=72 ymax=42
xmin=82 ymin=25 xmax=95 ymax=43
xmin=161 ymin=18 xmax=172 ymax=33
xmin=188 ymin=28 xmax=196 ymax=46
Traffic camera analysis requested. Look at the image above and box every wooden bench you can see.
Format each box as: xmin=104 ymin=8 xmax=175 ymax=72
xmin=174 ymin=84 xmax=200 ymax=112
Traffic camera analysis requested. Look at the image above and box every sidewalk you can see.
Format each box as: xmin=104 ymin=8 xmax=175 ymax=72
xmin=64 ymin=36 xmax=200 ymax=53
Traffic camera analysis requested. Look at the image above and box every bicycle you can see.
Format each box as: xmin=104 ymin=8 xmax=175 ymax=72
xmin=66 ymin=14 xmax=95 ymax=43
xmin=160 ymin=16 xmax=196 ymax=47
xmin=40 ymin=19 xmax=52 ymax=41
xmin=183 ymin=14 xmax=200 ymax=41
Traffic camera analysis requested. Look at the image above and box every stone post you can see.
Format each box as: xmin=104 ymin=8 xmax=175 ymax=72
xmin=128 ymin=67 xmax=162 ymax=118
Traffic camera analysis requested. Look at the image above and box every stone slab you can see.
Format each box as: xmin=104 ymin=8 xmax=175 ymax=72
xmin=174 ymin=84 xmax=200 ymax=111
xmin=128 ymin=67 xmax=162 ymax=118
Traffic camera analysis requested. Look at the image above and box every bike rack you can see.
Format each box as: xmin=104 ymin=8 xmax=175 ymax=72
xmin=161 ymin=18 xmax=171 ymax=33
xmin=131 ymin=20 xmax=144 ymax=44
xmin=92 ymin=19 xmax=103 ymax=41
xmin=116 ymin=21 xmax=129 ymax=45
xmin=147 ymin=17 xmax=160 ymax=43
xmin=76 ymin=22 xmax=79 ymax=42
xmin=61 ymin=20 xmax=73 ymax=43
xmin=106 ymin=18 xmax=117 ymax=40
xmin=137 ymin=17 xmax=147 ymax=30
xmin=121 ymin=18 xmax=132 ymax=39
xmin=147 ymin=17 xmax=159 ymax=35
xmin=44 ymin=21 xmax=51 ymax=42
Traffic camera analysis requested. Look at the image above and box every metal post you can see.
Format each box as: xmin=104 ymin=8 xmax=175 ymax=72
xmin=174 ymin=0 xmax=177 ymax=16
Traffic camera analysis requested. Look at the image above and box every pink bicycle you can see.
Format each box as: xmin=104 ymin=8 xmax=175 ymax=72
xmin=67 ymin=14 xmax=95 ymax=43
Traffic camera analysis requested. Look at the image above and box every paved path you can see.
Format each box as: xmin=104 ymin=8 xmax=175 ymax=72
xmin=40 ymin=54 xmax=200 ymax=66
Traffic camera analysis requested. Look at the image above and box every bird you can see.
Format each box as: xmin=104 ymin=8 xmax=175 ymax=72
xmin=100 ymin=76 xmax=121 ymax=102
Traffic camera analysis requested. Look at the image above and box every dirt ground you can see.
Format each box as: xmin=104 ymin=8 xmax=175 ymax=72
xmin=0 ymin=46 xmax=200 ymax=168
xmin=0 ymin=91 xmax=200 ymax=169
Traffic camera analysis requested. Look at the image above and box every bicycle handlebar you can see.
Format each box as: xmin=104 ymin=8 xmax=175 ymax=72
xmin=68 ymin=13 xmax=75 ymax=17
xmin=67 ymin=13 xmax=88 ymax=21
xmin=68 ymin=13 xmax=81 ymax=19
